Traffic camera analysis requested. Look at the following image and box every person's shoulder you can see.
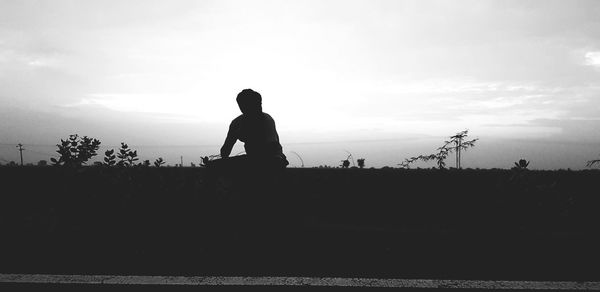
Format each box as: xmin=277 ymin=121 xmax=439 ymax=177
xmin=262 ymin=112 xmax=275 ymax=121
xmin=230 ymin=114 xmax=244 ymax=127
xmin=232 ymin=114 xmax=244 ymax=122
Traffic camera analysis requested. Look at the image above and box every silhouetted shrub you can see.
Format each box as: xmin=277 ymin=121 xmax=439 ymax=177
xmin=512 ymin=159 xmax=530 ymax=170
xmin=154 ymin=157 xmax=165 ymax=167
xmin=357 ymin=158 xmax=365 ymax=169
xmin=50 ymin=134 xmax=101 ymax=167
xmin=341 ymin=160 xmax=350 ymax=168
xmin=341 ymin=153 xmax=354 ymax=168
xmin=116 ymin=143 xmax=138 ymax=167
xmin=103 ymin=149 xmax=117 ymax=166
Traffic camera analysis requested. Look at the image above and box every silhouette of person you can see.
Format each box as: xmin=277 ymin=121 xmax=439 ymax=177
xmin=212 ymin=89 xmax=289 ymax=242
xmin=220 ymin=89 xmax=289 ymax=169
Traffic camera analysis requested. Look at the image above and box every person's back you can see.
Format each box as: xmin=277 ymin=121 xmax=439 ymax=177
xmin=228 ymin=113 xmax=284 ymax=156
xmin=220 ymin=89 xmax=288 ymax=169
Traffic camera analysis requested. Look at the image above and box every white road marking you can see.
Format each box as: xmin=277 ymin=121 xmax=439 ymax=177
xmin=1 ymin=274 xmax=599 ymax=290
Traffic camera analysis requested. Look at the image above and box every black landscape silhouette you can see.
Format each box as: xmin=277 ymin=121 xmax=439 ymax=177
xmin=2 ymin=90 xmax=600 ymax=283
xmin=2 ymin=142 xmax=600 ymax=281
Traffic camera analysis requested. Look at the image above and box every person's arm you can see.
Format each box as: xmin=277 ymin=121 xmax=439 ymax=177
xmin=220 ymin=121 xmax=237 ymax=158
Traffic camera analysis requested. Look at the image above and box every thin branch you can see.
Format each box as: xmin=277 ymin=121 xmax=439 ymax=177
xmin=290 ymin=151 xmax=304 ymax=167
xmin=587 ymin=159 xmax=600 ymax=168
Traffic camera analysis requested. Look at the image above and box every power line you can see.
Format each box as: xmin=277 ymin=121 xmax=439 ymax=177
xmin=26 ymin=149 xmax=56 ymax=157
xmin=0 ymin=142 xmax=55 ymax=147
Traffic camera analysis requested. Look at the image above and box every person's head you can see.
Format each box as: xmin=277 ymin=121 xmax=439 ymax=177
xmin=236 ymin=89 xmax=262 ymax=115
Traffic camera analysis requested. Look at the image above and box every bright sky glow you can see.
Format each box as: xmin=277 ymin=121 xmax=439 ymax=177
xmin=1 ymin=0 xmax=600 ymax=168
xmin=586 ymin=51 xmax=600 ymax=68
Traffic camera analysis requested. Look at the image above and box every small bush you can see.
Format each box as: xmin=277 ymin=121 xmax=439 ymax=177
xmin=51 ymin=134 xmax=101 ymax=167
xmin=513 ymin=159 xmax=530 ymax=170
xmin=357 ymin=158 xmax=365 ymax=169
xmin=116 ymin=143 xmax=139 ymax=167
xmin=154 ymin=157 xmax=165 ymax=167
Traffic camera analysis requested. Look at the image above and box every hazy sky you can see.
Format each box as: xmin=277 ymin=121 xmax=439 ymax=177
xmin=1 ymin=0 xmax=599 ymax=168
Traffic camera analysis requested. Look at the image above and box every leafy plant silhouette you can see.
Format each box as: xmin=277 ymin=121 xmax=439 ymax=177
xmin=513 ymin=159 xmax=530 ymax=170
xmin=51 ymin=134 xmax=101 ymax=167
xmin=341 ymin=158 xmax=350 ymax=168
xmin=103 ymin=149 xmax=116 ymax=166
xmin=357 ymin=158 xmax=365 ymax=169
xmin=154 ymin=157 xmax=166 ymax=167
xmin=116 ymin=143 xmax=138 ymax=167
xmin=400 ymin=130 xmax=478 ymax=169
xmin=340 ymin=150 xmax=355 ymax=168
xmin=340 ymin=153 xmax=353 ymax=168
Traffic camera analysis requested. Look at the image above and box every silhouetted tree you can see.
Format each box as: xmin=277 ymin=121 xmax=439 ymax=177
xmin=400 ymin=130 xmax=478 ymax=169
xmin=447 ymin=130 xmax=478 ymax=169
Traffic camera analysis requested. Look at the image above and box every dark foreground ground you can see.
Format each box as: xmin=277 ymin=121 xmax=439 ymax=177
xmin=4 ymin=279 xmax=597 ymax=292
xmin=1 ymin=166 xmax=599 ymax=282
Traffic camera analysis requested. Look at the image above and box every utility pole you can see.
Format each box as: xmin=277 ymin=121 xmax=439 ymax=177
xmin=180 ymin=156 xmax=183 ymax=167
xmin=16 ymin=143 xmax=24 ymax=166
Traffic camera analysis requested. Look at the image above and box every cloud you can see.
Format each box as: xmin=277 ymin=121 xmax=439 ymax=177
xmin=528 ymin=118 xmax=600 ymax=143
xmin=70 ymin=93 xmax=193 ymax=115
xmin=27 ymin=56 xmax=61 ymax=68
xmin=585 ymin=51 xmax=600 ymax=68
xmin=65 ymin=92 xmax=234 ymax=124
